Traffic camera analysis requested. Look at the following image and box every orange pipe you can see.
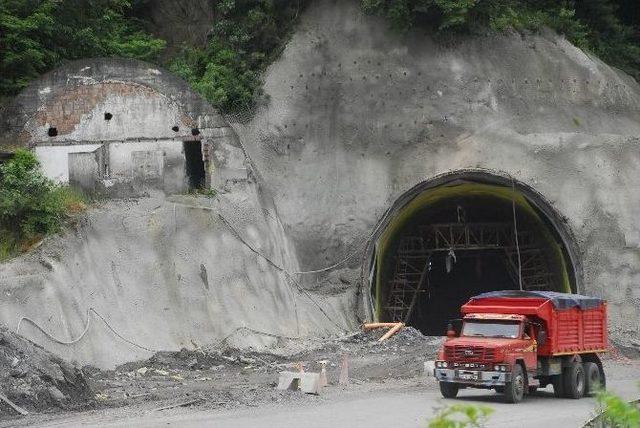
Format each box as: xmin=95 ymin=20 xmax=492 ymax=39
xmin=378 ymin=323 xmax=404 ymax=342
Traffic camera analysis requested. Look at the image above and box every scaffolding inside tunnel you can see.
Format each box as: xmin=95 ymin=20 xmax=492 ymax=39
xmin=384 ymin=222 xmax=553 ymax=323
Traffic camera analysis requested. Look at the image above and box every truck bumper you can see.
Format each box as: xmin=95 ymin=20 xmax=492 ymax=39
xmin=434 ymin=368 xmax=510 ymax=386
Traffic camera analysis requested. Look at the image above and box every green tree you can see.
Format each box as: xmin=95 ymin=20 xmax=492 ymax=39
xmin=0 ymin=0 xmax=165 ymax=97
xmin=168 ymin=0 xmax=304 ymax=113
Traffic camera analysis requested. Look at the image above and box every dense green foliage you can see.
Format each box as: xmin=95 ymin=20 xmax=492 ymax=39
xmin=361 ymin=0 xmax=640 ymax=80
xmin=167 ymin=0 xmax=304 ymax=113
xmin=0 ymin=0 xmax=165 ymax=97
xmin=0 ymin=150 xmax=85 ymax=260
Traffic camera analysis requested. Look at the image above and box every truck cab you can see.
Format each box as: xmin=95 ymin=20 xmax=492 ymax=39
xmin=434 ymin=290 xmax=607 ymax=403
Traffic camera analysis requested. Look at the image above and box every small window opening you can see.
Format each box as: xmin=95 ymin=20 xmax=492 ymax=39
xmin=191 ymin=128 xmax=200 ymax=136
xmin=183 ymin=141 xmax=206 ymax=190
xmin=104 ymin=112 xmax=113 ymax=121
xmin=172 ymin=126 xmax=179 ymax=132
xmin=48 ymin=127 xmax=58 ymax=137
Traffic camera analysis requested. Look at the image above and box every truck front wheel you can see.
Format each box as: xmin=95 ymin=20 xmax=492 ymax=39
xmin=504 ymin=364 xmax=526 ymax=403
xmin=563 ymin=361 xmax=585 ymax=399
xmin=439 ymin=382 xmax=459 ymax=398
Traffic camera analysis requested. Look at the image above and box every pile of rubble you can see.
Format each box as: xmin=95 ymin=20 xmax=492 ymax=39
xmin=0 ymin=327 xmax=93 ymax=418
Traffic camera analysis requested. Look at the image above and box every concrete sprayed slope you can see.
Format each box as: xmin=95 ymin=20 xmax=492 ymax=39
xmin=0 ymin=190 xmax=357 ymax=368
xmin=234 ymin=0 xmax=640 ymax=348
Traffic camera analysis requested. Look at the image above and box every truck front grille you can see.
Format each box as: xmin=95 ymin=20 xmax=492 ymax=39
xmin=445 ymin=345 xmax=495 ymax=361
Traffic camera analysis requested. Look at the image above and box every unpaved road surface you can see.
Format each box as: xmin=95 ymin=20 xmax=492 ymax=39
xmin=6 ymin=360 xmax=639 ymax=428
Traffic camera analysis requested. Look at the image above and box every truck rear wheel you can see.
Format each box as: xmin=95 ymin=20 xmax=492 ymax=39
xmin=439 ymin=382 xmax=459 ymax=398
xmin=563 ymin=361 xmax=585 ymax=399
xmin=504 ymin=364 xmax=526 ymax=403
xmin=584 ymin=362 xmax=602 ymax=396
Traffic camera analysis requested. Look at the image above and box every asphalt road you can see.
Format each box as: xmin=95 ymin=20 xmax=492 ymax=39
xmin=23 ymin=366 xmax=639 ymax=428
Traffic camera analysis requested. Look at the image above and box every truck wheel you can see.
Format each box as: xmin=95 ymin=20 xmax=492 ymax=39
xmin=439 ymin=382 xmax=459 ymax=398
xmin=563 ymin=361 xmax=585 ymax=399
xmin=584 ymin=362 xmax=602 ymax=395
xmin=552 ymin=374 xmax=564 ymax=398
xmin=504 ymin=364 xmax=526 ymax=403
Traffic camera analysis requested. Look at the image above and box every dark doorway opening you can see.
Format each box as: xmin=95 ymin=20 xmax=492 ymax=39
xmin=184 ymin=141 xmax=205 ymax=190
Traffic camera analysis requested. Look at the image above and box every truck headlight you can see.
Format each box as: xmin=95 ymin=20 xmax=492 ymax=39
xmin=494 ymin=365 xmax=500 ymax=371
xmin=436 ymin=361 xmax=448 ymax=368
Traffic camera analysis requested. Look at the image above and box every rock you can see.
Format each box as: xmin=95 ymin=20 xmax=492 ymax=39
xmin=9 ymin=368 xmax=27 ymax=378
xmin=47 ymin=386 xmax=66 ymax=402
xmin=136 ymin=367 xmax=149 ymax=375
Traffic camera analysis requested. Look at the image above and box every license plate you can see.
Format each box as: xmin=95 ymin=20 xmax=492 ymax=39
xmin=458 ymin=372 xmax=478 ymax=380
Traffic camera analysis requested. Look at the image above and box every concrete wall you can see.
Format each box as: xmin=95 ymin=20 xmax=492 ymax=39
xmin=232 ymin=0 xmax=640 ymax=350
xmin=35 ymin=144 xmax=103 ymax=183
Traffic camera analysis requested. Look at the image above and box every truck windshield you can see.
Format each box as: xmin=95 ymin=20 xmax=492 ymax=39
xmin=462 ymin=321 xmax=520 ymax=338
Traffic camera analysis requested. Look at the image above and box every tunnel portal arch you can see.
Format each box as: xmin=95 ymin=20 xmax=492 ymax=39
xmin=364 ymin=170 xmax=581 ymax=335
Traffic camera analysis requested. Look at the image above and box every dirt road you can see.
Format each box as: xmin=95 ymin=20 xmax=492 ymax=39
xmin=8 ymin=361 xmax=638 ymax=428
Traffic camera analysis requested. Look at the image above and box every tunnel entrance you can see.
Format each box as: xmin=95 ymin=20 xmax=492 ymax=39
xmin=369 ymin=172 xmax=578 ymax=336
xmin=184 ymin=141 xmax=205 ymax=190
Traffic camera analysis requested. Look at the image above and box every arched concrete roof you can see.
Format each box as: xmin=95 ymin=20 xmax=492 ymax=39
xmin=0 ymin=58 xmax=228 ymax=149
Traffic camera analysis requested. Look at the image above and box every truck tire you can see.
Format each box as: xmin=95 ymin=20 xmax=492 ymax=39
xmin=584 ymin=362 xmax=602 ymax=395
xmin=504 ymin=364 xmax=526 ymax=403
xmin=439 ymin=382 xmax=459 ymax=398
xmin=552 ymin=374 xmax=564 ymax=398
xmin=563 ymin=361 xmax=585 ymax=399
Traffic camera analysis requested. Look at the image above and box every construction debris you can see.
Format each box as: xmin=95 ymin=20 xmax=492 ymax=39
xmin=0 ymin=326 xmax=92 ymax=417
xmin=0 ymin=393 xmax=28 ymax=416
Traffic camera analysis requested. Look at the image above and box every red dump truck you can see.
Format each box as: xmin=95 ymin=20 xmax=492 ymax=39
xmin=434 ymin=290 xmax=608 ymax=403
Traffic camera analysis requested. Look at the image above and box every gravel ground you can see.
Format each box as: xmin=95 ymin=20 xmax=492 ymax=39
xmin=0 ymin=327 xmax=443 ymax=423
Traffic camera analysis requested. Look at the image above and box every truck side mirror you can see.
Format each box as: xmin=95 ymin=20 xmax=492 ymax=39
xmin=538 ymin=330 xmax=547 ymax=347
xmin=446 ymin=323 xmax=456 ymax=338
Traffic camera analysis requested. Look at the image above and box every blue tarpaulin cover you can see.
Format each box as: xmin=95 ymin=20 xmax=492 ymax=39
xmin=471 ymin=290 xmax=605 ymax=310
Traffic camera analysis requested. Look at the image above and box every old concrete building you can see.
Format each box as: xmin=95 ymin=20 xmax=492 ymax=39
xmin=0 ymin=58 xmax=244 ymax=196
xmin=1 ymin=0 xmax=639 ymax=367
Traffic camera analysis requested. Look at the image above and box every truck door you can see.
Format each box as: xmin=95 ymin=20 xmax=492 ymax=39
xmin=522 ymin=323 xmax=537 ymax=370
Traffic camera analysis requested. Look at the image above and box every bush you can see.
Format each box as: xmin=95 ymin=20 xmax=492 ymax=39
xmin=428 ymin=403 xmax=493 ymax=428
xmin=0 ymin=149 xmax=85 ymax=260
xmin=593 ymin=388 xmax=640 ymax=427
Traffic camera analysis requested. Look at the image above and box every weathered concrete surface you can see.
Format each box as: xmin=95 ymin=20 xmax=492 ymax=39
xmin=0 ymin=190 xmax=357 ymax=368
xmin=233 ymin=0 xmax=640 ymax=349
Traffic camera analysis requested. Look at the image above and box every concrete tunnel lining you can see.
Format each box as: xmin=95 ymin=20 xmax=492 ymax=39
xmin=363 ymin=170 xmax=582 ymax=332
